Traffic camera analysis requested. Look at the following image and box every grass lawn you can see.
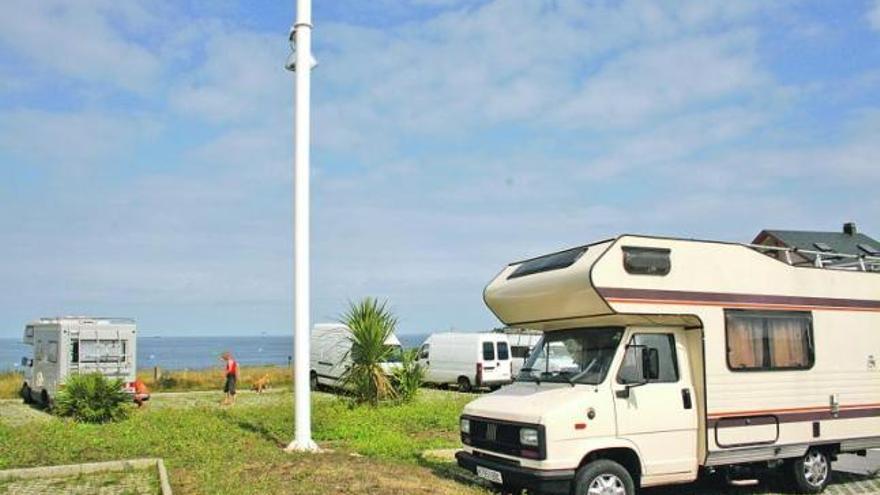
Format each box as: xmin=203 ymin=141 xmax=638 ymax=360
xmin=0 ymin=388 xmax=488 ymax=495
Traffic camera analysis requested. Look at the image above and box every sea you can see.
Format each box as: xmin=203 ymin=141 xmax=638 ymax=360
xmin=0 ymin=333 xmax=430 ymax=372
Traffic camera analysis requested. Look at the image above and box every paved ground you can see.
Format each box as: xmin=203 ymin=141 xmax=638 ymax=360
xmin=0 ymin=469 xmax=157 ymax=495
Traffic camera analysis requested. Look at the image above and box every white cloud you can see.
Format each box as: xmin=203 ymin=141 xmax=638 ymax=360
xmin=869 ymin=0 xmax=880 ymax=31
xmin=0 ymin=0 xmax=163 ymax=92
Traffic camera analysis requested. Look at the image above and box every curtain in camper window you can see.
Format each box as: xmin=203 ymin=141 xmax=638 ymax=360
xmin=727 ymin=315 xmax=765 ymax=369
xmin=726 ymin=311 xmax=813 ymax=371
xmin=769 ymin=317 xmax=809 ymax=368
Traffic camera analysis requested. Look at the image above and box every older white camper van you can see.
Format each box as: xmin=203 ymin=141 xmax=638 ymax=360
xmin=457 ymin=232 xmax=880 ymax=495
xmin=20 ymin=317 xmax=137 ymax=405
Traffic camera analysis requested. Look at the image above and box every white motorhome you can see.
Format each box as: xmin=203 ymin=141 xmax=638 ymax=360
xmin=20 ymin=317 xmax=137 ymax=405
xmin=309 ymin=323 xmax=403 ymax=389
xmin=457 ymin=234 xmax=880 ymax=495
xmin=417 ymin=332 xmax=512 ymax=392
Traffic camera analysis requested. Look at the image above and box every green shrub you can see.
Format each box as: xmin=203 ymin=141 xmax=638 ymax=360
xmin=53 ymin=373 xmax=130 ymax=423
xmin=392 ymin=349 xmax=424 ymax=403
xmin=340 ymin=298 xmax=399 ymax=405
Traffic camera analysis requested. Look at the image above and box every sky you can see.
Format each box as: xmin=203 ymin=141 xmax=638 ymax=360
xmin=0 ymin=0 xmax=879 ymax=338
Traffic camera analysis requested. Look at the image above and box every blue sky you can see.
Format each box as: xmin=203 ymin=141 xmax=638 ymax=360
xmin=1 ymin=0 xmax=879 ymax=337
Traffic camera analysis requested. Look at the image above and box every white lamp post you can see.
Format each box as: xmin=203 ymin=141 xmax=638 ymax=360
xmin=285 ymin=0 xmax=318 ymax=453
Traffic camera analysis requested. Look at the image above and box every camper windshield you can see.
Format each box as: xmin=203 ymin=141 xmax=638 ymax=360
xmin=517 ymin=328 xmax=623 ymax=385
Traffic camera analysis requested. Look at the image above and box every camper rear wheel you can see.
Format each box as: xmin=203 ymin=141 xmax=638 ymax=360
xmin=20 ymin=383 xmax=32 ymax=404
xmin=309 ymin=371 xmax=319 ymax=391
xmin=789 ymin=448 xmax=831 ymax=493
xmin=457 ymin=377 xmax=472 ymax=393
xmin=40 ymin=390 xmax=50 ymax=409
xmin=574 ymin=459 xmax=635 ymax=495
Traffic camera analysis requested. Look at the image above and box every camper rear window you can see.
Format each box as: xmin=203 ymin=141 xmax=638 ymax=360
xmin=508 ymin=247 xmax=587 ymax=279
xmin=725 ymin=310 xmax=814 ymax=372
xmin=622 ymin=246 xmax=671 ymax=276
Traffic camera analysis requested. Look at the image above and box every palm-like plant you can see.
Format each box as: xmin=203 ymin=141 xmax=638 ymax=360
xmin=340 ymin=298 xmax=398 ymax=405
xmin=53 ymin=373 xmax=130 ymax=423
xmin=392 ymin=348 xmax=425 ymax=403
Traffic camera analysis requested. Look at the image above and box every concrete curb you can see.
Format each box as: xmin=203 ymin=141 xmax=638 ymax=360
xmin=0 ymin=458 xmax=173 ymax=495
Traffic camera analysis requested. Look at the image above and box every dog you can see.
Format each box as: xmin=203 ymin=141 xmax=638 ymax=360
xmin=251 ymin=374 xmax=271 ymax=394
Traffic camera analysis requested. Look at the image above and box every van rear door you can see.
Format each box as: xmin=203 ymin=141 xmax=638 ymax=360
xmin=479 ymin=339 xmax=511 ymax=385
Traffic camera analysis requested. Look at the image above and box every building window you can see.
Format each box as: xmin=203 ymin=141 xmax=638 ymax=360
xmin=622 ymin=246 xmax=671 ymax=276
xmin=725 ymin=310 xmax=814 ymax=371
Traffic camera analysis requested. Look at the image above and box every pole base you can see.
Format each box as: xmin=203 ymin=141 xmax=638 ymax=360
xmin=284 ymin=439 xmax=320 ymax=453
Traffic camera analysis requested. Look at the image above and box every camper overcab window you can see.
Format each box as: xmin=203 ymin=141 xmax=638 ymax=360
xmin=517 ymin=328 xmax=623 ymax=385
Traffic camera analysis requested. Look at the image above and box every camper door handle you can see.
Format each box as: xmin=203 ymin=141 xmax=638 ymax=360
xmin=681 ymin=389 xmax=693 ymax=410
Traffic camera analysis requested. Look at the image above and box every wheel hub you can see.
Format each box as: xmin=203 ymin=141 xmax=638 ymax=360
xmin=803 ymin=452 xmax=829 ymax=486
xmin=588 ymin=474 xmax=626 ymax=495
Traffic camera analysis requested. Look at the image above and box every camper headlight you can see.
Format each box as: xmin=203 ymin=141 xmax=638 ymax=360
xmin=519 ymin=428 xmax=539 ymax=447
xmin=460 ymin=418 xmax=470 ymax=434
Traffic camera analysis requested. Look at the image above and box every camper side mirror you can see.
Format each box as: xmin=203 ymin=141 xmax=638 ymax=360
xmin=616 ymin=345 xmax=660 ymax=399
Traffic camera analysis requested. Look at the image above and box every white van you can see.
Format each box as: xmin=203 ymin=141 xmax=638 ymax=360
xmin=504 ymin=330 xmax=542 ymax=375
xmin=309 ymin=323 xmax=403 ymax=389
xmin=417 ymin=333 xmax=512 ymax=392
xmin=20 ymin=317 xmax=137 ymax=405
xmin=458 ymin=234 xmax=880 ymax=495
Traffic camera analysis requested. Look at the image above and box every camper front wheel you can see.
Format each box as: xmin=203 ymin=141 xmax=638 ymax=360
xmin=573 ymin=459 xmax=634 ymax=495
xmin=789 ymin=448 xmax=831 ymax=493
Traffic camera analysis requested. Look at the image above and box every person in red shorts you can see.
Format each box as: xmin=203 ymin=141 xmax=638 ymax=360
xmin=133 ymin=378 xmax=150 ymax=408
xmin=221 ymin=351 xmax=239 ymax=406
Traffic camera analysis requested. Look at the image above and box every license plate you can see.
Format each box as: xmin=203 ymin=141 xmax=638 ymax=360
xmin=476 ymin=466 xmax=503 ymax=484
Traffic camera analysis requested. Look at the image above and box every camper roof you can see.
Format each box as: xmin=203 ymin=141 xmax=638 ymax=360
xmin=30 ymin=316 xmax=136 ymax=325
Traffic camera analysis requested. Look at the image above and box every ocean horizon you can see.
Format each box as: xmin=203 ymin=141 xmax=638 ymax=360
xmin=0 ymin=333 xmax=431 ymax=372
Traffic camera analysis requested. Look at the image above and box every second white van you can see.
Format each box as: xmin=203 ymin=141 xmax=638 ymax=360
xmin=309 ymin=323 xmax=403 ymax=389
xmin=417 ymin=333 xmax=512 ymax=392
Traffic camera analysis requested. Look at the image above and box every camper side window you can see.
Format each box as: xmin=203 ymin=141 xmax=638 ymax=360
xmin=48 ymin=341 xmax=58 ymax=363
xmin=725 ymin=310 xmax=814 ymax=371
xmin=418 ymin=344 xmax=429 ymax=360
xmin=617 ymin=333 xmax=679 ymax=383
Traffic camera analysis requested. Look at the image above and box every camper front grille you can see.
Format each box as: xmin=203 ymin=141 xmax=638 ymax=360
xmin=461 ymin=416 xmax=546 ymax=460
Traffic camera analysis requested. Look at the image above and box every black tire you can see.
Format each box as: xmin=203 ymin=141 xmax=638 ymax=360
xmin=309 ymin=372 xmax=319 ymax=391
xmin=573 ymin=459 xmax=635 ymax=495
xmin=40 ymin=389 xmax=50 ymax=409
xmin=457 ymin=376 xmax=472 ymax=393
xmin=789 ymin=448 xmax=831 ymax=494
xmin=20 ymin=383 xmax=32 ymax=404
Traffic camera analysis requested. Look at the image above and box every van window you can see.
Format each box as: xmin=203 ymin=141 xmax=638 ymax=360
xmin=482 ymin=342 xmax=495 ymax=361
xmin=511 ymin=346 xmax=530 ymax=359
xmin=48 ymin=341 xmax=58 ymax=364
xmin=497 ymin=342 xmax=509 ymax=360
xmin=617 ymin=333 xmax=678 ymax=383
xmin=725 ymin=310 xmax=814 ymax=371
